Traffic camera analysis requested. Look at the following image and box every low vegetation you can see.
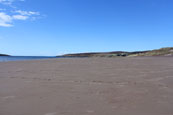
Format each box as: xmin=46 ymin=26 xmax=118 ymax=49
xmin=62 ymin=47 xmax=173 ymax=57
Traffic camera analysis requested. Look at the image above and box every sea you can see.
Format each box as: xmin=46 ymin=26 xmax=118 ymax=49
xmin=0 ymin=56 xmax=61 ymax=62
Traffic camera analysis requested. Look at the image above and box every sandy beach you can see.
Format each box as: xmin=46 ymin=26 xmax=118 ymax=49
xmin=0 ymin=57 xmax=173 ymax=115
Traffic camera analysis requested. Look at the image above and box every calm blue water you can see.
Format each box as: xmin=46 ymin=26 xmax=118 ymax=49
xmin=0 ymin=56 xmax=60 ymax=62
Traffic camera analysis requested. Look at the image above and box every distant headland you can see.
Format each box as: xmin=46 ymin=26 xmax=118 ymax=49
xmin=61 ymin=47 xmax=173 ymax=57
xmin=0 ymin=54 xmax=10 ymax=56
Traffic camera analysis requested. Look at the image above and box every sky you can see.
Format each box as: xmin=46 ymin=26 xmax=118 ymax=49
xmin=0 ymin=0 xmax=173 ymax=56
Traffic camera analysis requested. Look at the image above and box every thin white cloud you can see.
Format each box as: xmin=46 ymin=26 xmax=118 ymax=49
xmin=0 ymin=22 xmax=12 ymax=27
xmin=0 ymin=0 xmax=14 ymax=5
xmin=0 ymin=0 xmax=41 ymax=27
xmin=0 ymin=11 xmax=37 ymax=27
xmin=0 ymin=0 xmax=24 ymax=5
xmin=15 ymin=10 xmax=40 ymax=16
xmin=12 ymin=15 xmax=28 ymax=20
xmin=0 ymin=12 xmax=13 ymax=27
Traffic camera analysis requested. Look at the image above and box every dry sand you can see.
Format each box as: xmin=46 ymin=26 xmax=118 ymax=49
xmin=0 ymin=57 xmax=173 ymax=115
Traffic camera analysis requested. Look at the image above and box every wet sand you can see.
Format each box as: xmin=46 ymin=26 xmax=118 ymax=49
xmin=0 ymin=57 xmax=173 ymax=115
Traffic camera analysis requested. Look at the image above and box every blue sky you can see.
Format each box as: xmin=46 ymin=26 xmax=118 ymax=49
xmin=0 ymin=0 xmax=173 ymax=56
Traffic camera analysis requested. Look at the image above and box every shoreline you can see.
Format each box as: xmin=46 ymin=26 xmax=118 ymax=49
xmin=0 ymin=56 xmax=172 ymax=63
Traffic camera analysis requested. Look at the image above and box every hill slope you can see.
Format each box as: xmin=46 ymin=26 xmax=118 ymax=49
xmin=62 ymin=47 xmax=173 ymax=57
xmin=130 ymin=47 xmax=173 ymax=57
